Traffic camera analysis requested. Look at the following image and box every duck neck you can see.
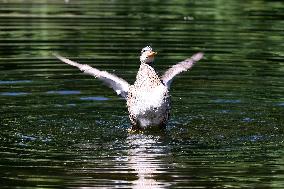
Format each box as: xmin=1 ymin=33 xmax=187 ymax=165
xmin=134 ymin=62 xmax=160 ymax=87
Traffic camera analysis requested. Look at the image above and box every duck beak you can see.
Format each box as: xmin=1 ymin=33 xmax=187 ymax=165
xmin=147 ymin=51 xmax=157 ymax=57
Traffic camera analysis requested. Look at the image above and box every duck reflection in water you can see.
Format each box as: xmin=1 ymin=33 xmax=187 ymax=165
xmin=127 ymin=134 xmax=171 ymax=188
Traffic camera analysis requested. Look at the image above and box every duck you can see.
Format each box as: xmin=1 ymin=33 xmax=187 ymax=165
xmin=54 ymin=46 xmax=203 ymax=130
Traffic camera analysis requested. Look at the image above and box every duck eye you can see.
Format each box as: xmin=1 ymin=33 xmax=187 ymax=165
xmin=141 ymin=46 xmax=152 ymax=54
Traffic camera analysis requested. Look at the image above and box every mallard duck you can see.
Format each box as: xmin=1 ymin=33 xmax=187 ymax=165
xmin=55 ymin=46 xmax=203 ymax=130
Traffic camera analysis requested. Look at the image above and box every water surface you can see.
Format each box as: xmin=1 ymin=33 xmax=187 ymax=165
xmin=0 ymin=0 xmax=284 ymax=188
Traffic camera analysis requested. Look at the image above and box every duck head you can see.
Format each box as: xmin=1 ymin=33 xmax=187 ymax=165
xmin=139 ymin=46 xmax=157 ymax=64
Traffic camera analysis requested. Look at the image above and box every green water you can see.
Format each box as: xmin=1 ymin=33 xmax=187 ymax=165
xmin=0 ymin=0 xmax=284 ymax=188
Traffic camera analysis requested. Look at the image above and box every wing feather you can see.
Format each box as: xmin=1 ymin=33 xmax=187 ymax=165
xmin=161 ymin=52 xmax=204 ymax=89
xmin=54 ymin=54 xmax=130 ymax=99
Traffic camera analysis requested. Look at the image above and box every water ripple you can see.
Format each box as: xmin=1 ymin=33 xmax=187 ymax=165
xmin=0 ymin=80 xmax=32 ymax=85
xmin=80 ymin=96 xmax=109 ymax=101
xmin=46 ymin=90 xmax=81 ymax=95
xmin=0 ymin=92 xmax=29 ymax=96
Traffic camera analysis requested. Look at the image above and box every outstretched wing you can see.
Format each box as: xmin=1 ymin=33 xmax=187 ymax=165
xmin=161 ymin=52 xmax=204 ymax=89
xmin=54 ymin=54 xmax=130 ymax=99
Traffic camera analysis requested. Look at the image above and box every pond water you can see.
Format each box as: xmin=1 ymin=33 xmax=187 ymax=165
xmin=0 ymin=0 xmax=284 ymax=188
